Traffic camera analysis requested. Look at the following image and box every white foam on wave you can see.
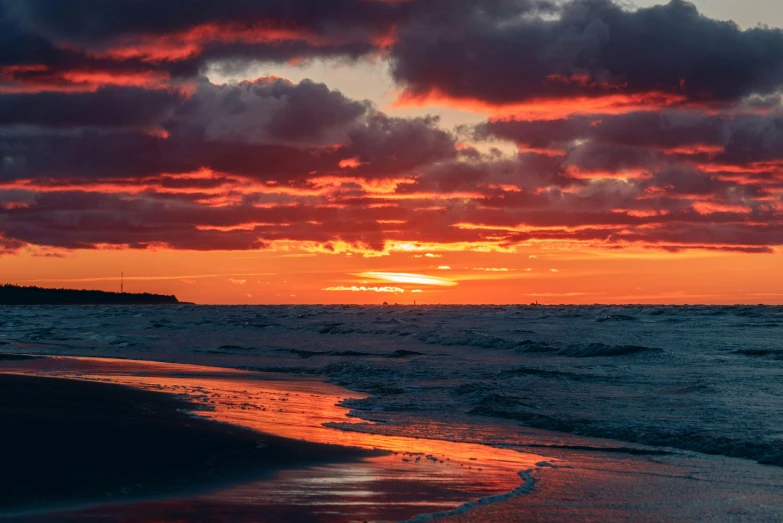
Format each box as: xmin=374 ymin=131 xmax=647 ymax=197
xmin=404 ymin=469 xmax=538 ymax=523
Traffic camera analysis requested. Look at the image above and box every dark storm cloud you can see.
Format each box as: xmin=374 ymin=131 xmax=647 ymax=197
xmin=0 ymin=130 xmax=166 ymax=180
xmin=0 ymin=191 xmax=266 ymax=250
xmin=391 ymin=0 xmax=783 ymax=104
xmin=0 ymin=0 xmax=394 ymax=92
xmin=0 ymin=189 xmax=459 ymax=251
xmin=3 ymin=0 xmax=549 ymax=46
xmin=0 ymin=0 xmax=782 ymax=254
xmin=339 ymin=114 xmax=457 ymax=177
xmin=479 ymin=109 xmax=783 ymax=171
xmin=411 ymin=154 xmax=573 ymax=194
xmin=0 ymin=87 xmax=182 ymax=128
xmin=478 ymin=111 xmax=728 ymax=150
xmin=0 ymin=77 xmax=456 ymax=182
xmin=719 ymin=114 xmax=783 ymax=165
xmin=0 ymin=1 xmax=61 ymax=67
xmin=3 ymin=0 xmax=399 ymax=44
xmin=4 ymin=0 xmax=783 ymax=104
xmin=168 ymin=78 xmax=371 ymax=146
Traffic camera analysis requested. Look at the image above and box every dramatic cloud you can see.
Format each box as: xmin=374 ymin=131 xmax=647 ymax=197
xmin=0 ymin=0 xmax=782 ymax=257
xmin=392 ymin=0 xmax=783 ymax=108
xmin=323 ymin=285 xmax=406 ymax=293
xmin=0 ymin=87 xmax=181 ymax=127
xmin=359 ymin=272 xmax=458 ymax=286
xmin=0 ymin=76 xmax=456 ymax=182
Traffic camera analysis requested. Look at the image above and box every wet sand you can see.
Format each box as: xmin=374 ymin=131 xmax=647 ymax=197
xmin=0 ymin=372 xmax=373 ymax=516
xmin=0 ymin=356 xmax=545 ymax=522
xmin=3 ymin=355 xmax=781 ymax=522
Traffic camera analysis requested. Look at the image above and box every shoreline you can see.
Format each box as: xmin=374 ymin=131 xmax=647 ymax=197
xmin=3 ymin=354 xmax=782 ymax=522
xmin=0 ymin=355 xmax=546 ymax=522
xmin=0 ymin=373 xmax=376 ymax=516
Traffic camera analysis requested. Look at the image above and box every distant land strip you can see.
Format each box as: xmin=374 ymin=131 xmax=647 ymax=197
xmin=0 ymin=284 xmax=179 ymax=305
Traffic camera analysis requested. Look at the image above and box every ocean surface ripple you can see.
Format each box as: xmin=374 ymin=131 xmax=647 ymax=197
xmin=1 ymin=304 xmax=782 ymax=466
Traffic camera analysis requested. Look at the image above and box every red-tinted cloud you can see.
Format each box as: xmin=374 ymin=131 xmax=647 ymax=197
xmin=390 ymin=1 xmax=783 ymax=108
xmin=0 ymin=1 xmax=782 ymax=256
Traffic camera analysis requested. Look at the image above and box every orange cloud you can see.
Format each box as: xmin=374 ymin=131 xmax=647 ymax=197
xmin=661 ymin=145 xmax=724 ymax=157
xmin=358 ymin=271 xmax=457 ymax=286
xmin=322 ymin=285 xmax=405 ymax=293
xmin=84 ymin=23 xmax=328 ymax=63
xmin=692 ymin=202 xmax=753 ymax=215
xmin=338 ymin=157 xmax=366 ymax=169
xmin=394 ymin=88 xmax=689 ymax=120
xmin=0 ymin=65 xmax=178 ymax=93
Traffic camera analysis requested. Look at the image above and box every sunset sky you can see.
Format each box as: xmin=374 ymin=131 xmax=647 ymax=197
xmin=2 ymin=0 xmax=783 ymax=304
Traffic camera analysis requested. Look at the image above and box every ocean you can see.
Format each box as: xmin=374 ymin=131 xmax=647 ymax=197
xmin=2 ymin=304 xmax=782 ymax=521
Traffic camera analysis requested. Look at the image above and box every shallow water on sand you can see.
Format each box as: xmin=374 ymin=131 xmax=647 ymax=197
xmin=1 ymin=356 xmax=543 ymax=522
xmin=3 ymin=356 xmax=783 ymax=522
xmin=2 ymin=304 xmax=782 ymax=467
xmin=2 ymin=303 xmax=783 ymax=521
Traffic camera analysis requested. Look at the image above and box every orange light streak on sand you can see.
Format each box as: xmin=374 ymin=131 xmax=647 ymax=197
xmin=0 ymin=356 xmax=545 ymax=501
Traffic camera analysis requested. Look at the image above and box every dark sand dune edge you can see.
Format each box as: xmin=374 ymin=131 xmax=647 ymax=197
xmin=0 ymin=374 xmax=378 ymax=515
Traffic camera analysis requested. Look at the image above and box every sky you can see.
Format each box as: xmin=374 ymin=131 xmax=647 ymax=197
xmin=1 ymin=0 xmax=783 ymax=305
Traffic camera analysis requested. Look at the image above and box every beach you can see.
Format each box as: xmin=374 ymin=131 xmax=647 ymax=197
xmin=0 ymin=369 xmax=375 ymax=518
xmin=1 ymin=0 xmax=782 ymax=519
xmin=1 ymin=305 xmax=782 ymax=522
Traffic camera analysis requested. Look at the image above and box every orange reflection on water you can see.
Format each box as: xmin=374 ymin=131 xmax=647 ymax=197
xmin=1 ymin=356 xmax=548 ymax=516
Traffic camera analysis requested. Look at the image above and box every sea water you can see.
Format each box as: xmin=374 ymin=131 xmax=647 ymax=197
xmin=2 ymin=304 xmax=781 ymax=467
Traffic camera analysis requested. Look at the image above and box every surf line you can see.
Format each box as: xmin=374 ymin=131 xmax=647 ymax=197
xmin=1 ymin=355 xmax=552 ymax=520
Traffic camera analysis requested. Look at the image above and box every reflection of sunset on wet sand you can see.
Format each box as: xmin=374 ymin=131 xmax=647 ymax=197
xmin=1 ymin=356 xmax=544 ymax=521
xmin=2 ymin=308 xmax=783 ymax=523
xmin=2 ymin=1 xmax=783 ymax=521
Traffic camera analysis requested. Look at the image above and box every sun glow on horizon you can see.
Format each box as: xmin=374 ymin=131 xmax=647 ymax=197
xmin=1 ymin=1 xmax=782 ymax=305
xmin=358 ymin=272 xmax=458 ymax=287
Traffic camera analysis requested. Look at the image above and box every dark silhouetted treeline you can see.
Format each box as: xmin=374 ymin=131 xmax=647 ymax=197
xmin=0 ymin=284 xmax=178 ymax=305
